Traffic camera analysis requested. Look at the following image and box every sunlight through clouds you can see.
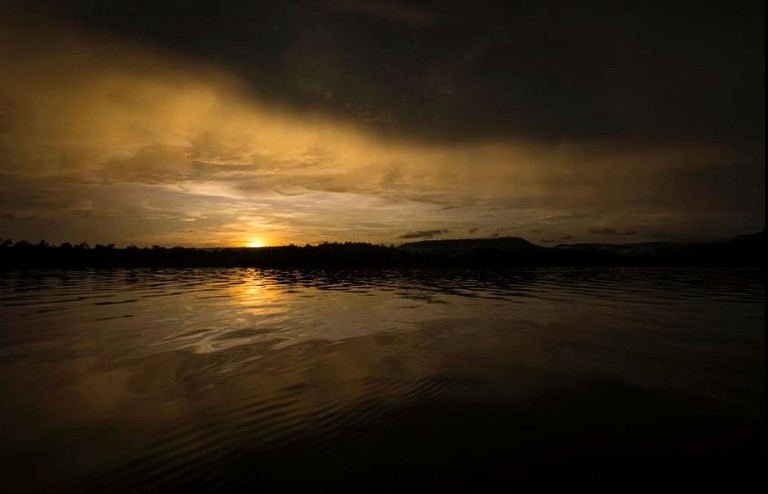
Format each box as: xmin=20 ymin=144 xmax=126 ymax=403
xmin=0 ymin=3 xmax=762 ymax=246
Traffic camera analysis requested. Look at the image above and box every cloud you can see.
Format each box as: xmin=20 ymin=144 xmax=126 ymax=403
xmin=0 ymin=2 xmax=763 ymax=246
xmin=647 ymin=231 xmax=674 ymax=240
xmin=331 ymin=0 xmax=434 ymax=26
xmin=24 ymin=0 xmax=761 ymax=144
xmin=588 ymin=227 xmax=637 ymax=237
xmin=590 ymin=227 xmax=617 ymax=235
xmin=398 ymin=229 xmax=449 ymax=239
xmin=99 ymin=144 xmax=192 ymax=184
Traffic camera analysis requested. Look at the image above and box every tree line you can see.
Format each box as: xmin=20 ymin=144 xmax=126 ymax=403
xmin=0 ymin=233 xmax=763 ymax=268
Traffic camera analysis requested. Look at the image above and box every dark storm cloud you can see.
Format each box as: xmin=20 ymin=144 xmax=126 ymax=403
xmin=331 ymin=0 xmax=435 ymax=26
xmin=590 ymin=227 xmax=616 ymax=235
xmin=1 ymin=0 xmax=763 ymax=246
xmin=588 ymin=227 xmax=637 ymax=237
xmin=33 ymin=0 xmax=764 ymax=143
xmin=398 ymin=229 xmax=449 ymax=239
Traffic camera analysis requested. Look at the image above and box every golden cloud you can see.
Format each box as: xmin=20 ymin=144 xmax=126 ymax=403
xmin=1 ymin=4 xmax=759 ymax=246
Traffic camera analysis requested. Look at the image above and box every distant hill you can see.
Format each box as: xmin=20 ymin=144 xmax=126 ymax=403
xmin=400 ymin=237 xmax=544 ymax=255
xmin=552 ymin=231 xmax=764 ymax=266
xmin=553 ymin=241 xmax=674 ymax=255
xmin=398 ymin=232 xmax=765 ymax=267
xmin=0 ymin=232 xmax=764 ymax=268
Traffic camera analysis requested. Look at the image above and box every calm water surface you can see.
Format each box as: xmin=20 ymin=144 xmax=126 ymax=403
xmin=0 ymin=268 xmax=764 ymax=491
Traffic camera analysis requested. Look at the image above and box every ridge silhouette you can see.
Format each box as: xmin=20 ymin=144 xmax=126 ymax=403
xmin=1 ymin=232 xmax=763 ymax=268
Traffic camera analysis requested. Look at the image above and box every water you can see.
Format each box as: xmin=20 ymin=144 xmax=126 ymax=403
xmin=0 ymin=268 xmax=763 ymax=492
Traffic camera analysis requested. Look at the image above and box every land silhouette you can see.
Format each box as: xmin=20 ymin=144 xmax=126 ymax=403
xmin=1 ymin=232 xmax=763 ymax=268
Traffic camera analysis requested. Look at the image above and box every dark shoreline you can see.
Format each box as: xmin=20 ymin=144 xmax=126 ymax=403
xmin=1 ymin=232 xmax=763 ymax=269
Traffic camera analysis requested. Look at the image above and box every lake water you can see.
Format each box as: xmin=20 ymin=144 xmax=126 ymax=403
xmin=0 ymin=268 xmax=763 ymax=492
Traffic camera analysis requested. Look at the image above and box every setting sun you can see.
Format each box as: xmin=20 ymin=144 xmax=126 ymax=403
xmin=0 ymin=1 xmax=762 ymax=492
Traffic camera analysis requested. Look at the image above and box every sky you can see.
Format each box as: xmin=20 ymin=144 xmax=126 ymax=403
xmin=0 ymin=0 xmax=764 ymax=247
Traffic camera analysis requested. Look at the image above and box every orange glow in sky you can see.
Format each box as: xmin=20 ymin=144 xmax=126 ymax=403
xmin=0 ymin=3 xmax=762 ymax=247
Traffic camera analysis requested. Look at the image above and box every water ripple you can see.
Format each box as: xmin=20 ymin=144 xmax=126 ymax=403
xmin=0 ymin=267 xmax=762 ymax=491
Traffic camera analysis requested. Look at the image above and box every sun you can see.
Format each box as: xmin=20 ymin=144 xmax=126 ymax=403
xmin=246 ymin=241 xmax=264 ymax=248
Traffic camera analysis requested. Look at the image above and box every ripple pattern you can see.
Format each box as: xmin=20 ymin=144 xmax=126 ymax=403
xmin=0 ymin=267 xmax=763 ymax=492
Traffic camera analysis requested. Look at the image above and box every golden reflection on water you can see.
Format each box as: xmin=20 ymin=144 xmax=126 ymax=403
xmin=229 ymin=269 xmax=282 ymax=308
xmin=0 ymin=268 xmax=763 ymax=491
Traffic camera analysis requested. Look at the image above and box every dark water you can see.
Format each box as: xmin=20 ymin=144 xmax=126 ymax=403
xmin=0 ymin=268 xmax=763 ymax=492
